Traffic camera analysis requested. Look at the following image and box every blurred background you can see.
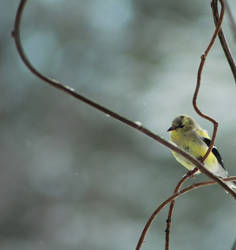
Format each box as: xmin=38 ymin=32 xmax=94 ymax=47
xmin=1 ymin=0 xmax=236 ymax=249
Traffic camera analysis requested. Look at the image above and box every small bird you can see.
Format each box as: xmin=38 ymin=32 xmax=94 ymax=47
xmin=167 ymin=115 xmax=236 ymax=189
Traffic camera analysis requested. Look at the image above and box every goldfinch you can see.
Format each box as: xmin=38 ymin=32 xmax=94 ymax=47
xmin=167 ymin=115 xmax=236 ymax=189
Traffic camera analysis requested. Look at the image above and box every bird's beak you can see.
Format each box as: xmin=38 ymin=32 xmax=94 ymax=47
xmin=167 ymin=126 xmax=175 ymax=132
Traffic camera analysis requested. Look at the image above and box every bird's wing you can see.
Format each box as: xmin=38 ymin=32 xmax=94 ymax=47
xmin=196 ymin=127 xmax=210 ymax=138
xmin=201 ymin=137 xmax=225 ymax=169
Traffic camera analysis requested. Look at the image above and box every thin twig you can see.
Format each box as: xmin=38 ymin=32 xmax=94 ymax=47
xmin=12 ymin=0 xmax=236 ymax=197
xmin=211 ymin=0 xmax=236 ymax=83
xmin=192 ymin=0 xmax=225 ymax=163
xmin=136 ymin=176 xmax=236 ymax=250
xmin=165 ymin=168 xmax=198 ymax=250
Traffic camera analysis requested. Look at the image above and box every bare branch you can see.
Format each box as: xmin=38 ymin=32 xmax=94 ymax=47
xmin=211 ymin=0 xmax=236 ymax=83
xmin=136 ymin=177 xmax=236 ymax=250
xmin=165 ymin=168 xmax=198 ymax=250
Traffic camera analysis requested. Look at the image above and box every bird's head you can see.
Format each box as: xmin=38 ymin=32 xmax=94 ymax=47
xmin=167 ymin=115 xmax=195 ymax=133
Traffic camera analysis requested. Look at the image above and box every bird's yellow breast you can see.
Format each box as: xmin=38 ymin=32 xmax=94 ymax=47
xmin=170 ymin=130 xmax=218 ymax=172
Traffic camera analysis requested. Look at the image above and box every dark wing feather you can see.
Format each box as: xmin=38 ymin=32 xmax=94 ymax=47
xmin=202 ymin=137 xmax=225 ymax=169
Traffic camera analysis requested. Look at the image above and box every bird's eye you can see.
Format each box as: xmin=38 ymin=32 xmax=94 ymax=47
xmin=178 ymin=124 xmax=184 ymax=129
